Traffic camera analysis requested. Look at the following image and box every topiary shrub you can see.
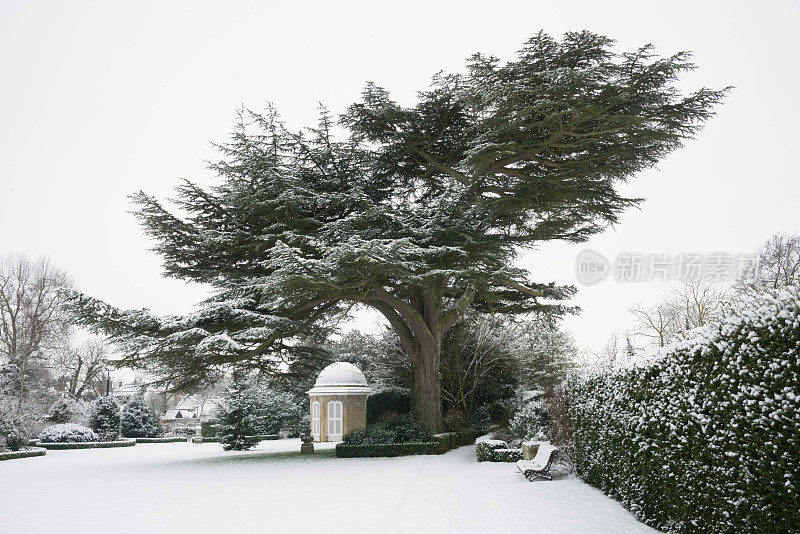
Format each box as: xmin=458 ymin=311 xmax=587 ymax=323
xmin=366 ymin=388 xmax=411 ymax=424
xmin=489 ymin=448 xmax=523 ymax=462
xmin=476 ymin=439 xmax=508 ymax=461
xmin=120 ymin=396 xmax=164 ymax=438
xmin=38 ymin=423 xmax=98 ymax=443
xmin=90 ymin=396 xmax=121 ymax=441
xmin=570 ymin=288 xmax=800 ymax=533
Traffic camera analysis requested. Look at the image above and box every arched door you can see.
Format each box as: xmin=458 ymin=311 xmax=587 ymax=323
xmin=327 ymin=400 xmax=343 ymax=441
xmin=311 ymin=401 xmax=320 ymax=440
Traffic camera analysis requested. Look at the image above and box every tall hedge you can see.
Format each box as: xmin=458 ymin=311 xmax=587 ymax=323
xmin=569 ymin=288 xmax=800 ymax=533
xmin=366 ymin=388 xmax=411 ymax=424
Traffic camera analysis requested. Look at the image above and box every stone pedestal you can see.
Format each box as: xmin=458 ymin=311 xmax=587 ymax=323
xmin=522 ymin=441 xmax=541 ymax=460
xmin=191 ymin=426 xmax=203 ymax=444
xmin=300 ymin=433 xmax=314 ymax=454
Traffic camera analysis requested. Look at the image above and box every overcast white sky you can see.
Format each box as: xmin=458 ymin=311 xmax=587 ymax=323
xmin=1 ymin=0 xmax=798 ymax=356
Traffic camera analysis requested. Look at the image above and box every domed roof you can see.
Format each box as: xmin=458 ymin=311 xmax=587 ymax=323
xmin=308 ymin=362 xmax=371 ymax=396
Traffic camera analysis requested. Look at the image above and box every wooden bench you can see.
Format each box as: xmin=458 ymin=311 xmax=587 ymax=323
xmin=515 ymin=443 xmax=559 ymax=481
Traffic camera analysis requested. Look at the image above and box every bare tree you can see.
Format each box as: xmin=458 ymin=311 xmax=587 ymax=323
xmin=440 ymin=315 xmax=518 ymax=411
xmin=738 ymin=233 xmax=800 ymax=292
xmin=630 ymin=300 xmax=682 ymax=347
xmin=676 ymin=279 xmax=725 ymax=329
xmin=0 ymin=254 xmax=72 ymax=405
xmin=632 ymin=280 xmax=727 ymax=348
xmin=53 ymin=338 xmax=108 ymax=400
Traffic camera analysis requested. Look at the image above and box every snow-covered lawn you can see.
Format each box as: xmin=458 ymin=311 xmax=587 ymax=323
xmin=0 ymin=439 xmax=656 ymax=534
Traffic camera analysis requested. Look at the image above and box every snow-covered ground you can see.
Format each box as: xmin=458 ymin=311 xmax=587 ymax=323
xmin=0 ymin=439 xmax=656 ymax=534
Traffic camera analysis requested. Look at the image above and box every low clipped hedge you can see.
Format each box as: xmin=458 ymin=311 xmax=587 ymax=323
xmin=475 ymin=439 xmax=509 ymax=461
xmin=0 ymin=447 xmax=46 ymax=461
xmin=38 ymin=438 xmax=136 ymax=450
xmin=135 ymin=436 xmax=188 ymax=443
xmin=570 ymin=288 xmax=800 ymax=533
xmin=335 ymin=441 xmax=439 ymax=458
xmin=433 ymin=426 xmax=493 ymax=453
xmin=490 ymin=448 xmax=522 ymax=462
xmin=202 ymin=434 xmax=280 ymax=443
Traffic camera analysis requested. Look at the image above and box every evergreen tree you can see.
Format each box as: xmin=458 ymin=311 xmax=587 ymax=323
xmin=65 ymin=32 xmax=727 ymax=431
xmin=47 ymin=396 xmax=78 ymax=424
xmin=214 ymin=370 xmax=259 ymax=451
xmin=90 ymin=396 xmax=120 ymax=440
xmin=120 ymin=396 xmax=164 ymax=438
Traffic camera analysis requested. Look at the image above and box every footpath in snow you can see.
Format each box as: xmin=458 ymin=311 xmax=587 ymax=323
xmin=0 ymin=439 xmax=657 ymax=534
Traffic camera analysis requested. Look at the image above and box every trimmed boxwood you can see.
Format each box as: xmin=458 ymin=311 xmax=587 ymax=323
xmin=433 ymin=426 xmax=491 ymax=453
xmin=490 ymin=448 xmax=523 ymax=462
xmin=135 ymin=436 xmax=188 ymax=443
xmin=202 ymin=434 xmax=279 ymax=443
xmin=0 ymin=447 xmax=46 ymax=461
xmin=475 ymin=439 xmax=508 ymax=461
xmin=38 ymin=438 xmax=136 ymax=450
xmin=335 ymin=441 xmax=439 ymax=458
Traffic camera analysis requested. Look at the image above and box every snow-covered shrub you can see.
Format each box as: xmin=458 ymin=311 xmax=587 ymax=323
xmin=0 ymin=412 xmax=25 ymax=451
xmin=120 ymin=396 xmax=163 ymax=438
xmin=490 ymin=448 xmax=523 ymax=462
xmin=90 ymin=396 xmax=121 ymax=441
xmin=475 ymin=439 xmax=508 ymax=461
xmin=47 ymin=396 xmax=81 ymax=424
xmin=0 ymin=364 xmax=21 ymax=396
xmin=509 ymin=399 xmax=548 ymax=442
xmin=38 ymin=423 xmax=98 ymax=443
xmin=570 ymin=288 xmax=800 ymax=533
xmin=342 ymin=414 xmax=430 ymax=445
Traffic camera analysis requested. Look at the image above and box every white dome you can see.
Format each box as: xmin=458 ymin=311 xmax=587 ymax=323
xmin=314 ymin=362 xmax=368 ymax=386
xmin=307 ymin=362 xmax=370 ymax=396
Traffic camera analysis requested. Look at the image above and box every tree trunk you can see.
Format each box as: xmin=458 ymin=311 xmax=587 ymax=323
xmin=410 ymin=343 xmax=443 ymax=433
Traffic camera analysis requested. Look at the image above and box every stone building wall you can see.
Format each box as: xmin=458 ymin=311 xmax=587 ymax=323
xmin=309 ymin=394 xmax=367 ymax=442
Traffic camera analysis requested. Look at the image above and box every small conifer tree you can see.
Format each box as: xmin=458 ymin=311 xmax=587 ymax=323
xmin=121 ymin=396 xmax=164 ymax=438
xmin=214 ymin=370 xmax=259 ymax=451
xmin=90 ymin=396 xmax=121 ymax=440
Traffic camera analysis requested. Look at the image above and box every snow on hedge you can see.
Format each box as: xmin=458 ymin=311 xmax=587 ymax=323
xmin=38 ymin=423 xmax=98 ymax=443
xmin=569 ymin=287 xmax=800 ymax=533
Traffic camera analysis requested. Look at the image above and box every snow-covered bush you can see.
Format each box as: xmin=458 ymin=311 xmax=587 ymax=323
xmin=570 ymin=288 xmax=800 ymax=533
xmin=90 ymin=396 xmax=120 ymax=441
xmin=120 ymin=396 xmax=163 ymax=438
xmin=342 ymin=414 xmax=431 ymax=445
xmin=475 ymin=439 xmax=508 ymax=461
xmin=490 ymin=448 xmax=523 ymax=462
xmin=38 ymin=423 xmax=98 ymax=443
xmin=46 ymin=396 xmax=82 ymax=424
xmin=509 ymin=399 xmax=548 ymax=442
xmin=0 ymin=412 xmax=25 ymax=451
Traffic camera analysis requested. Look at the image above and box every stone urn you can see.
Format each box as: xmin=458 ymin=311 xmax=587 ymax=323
xmin=300 ymin=431 xmax=314 ymax=454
